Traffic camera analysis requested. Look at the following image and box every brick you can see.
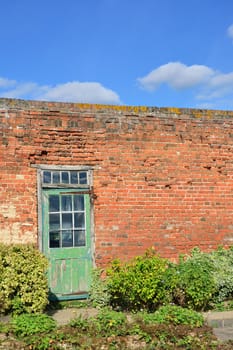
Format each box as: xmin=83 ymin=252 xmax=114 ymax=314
xmin=1 ymin=99 xmax=233 ymax=264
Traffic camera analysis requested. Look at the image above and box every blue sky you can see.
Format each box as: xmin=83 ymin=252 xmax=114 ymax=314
xmin=1 ymin=0 xmax=233 ymax=110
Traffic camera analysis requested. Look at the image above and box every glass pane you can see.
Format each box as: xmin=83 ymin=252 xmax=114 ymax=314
xmin=74 ymin=213 xmax=85 ymax=228
xmin=62 ymin=172 xmax=69 ymax=184
xmin=49 ymin=231 xmax=60 ymax=248
xmin=61 ymin=195 xmax=72 ymax=211
xmin=43 ymin=171 xmax=51 ymax=184
xmin=70 ymin=171 xmax=78 ymax=184
xmin=62 ymin=213 xmax=72 ymax=229
xmin=74 ymin=195 xmax=84 ymax=211
xmin=74 ymin=230 xmax=86 ymax=246
xmin=49 ymin=214 xmax=60 ymax=230
xmin=53 ymin=172 xmax=60 ymax=184
xmin=62 ymin=230 xmax=73 ymax=247
xmin=79 ymin=172 xmax=87 ymax=184
xmin=49 ymin=195 xmax=60 ymax=212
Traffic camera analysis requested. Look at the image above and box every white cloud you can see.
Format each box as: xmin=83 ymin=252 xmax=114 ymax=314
xmin=197 ymin=72 xmax=233 ymax=100
xmin=138 ymin=62 xmax=214 ymax=91
xmin=196 ymin=102 xmax=216 ymax=110
xmin=227 ymin=24 xmax=233 ymax=40
xmin=0 ymin=79 xmax=121 ymax=105
xmin=0 ymin=77 xmax=16 ymax=88
xmin=1 ymin=82 xmax=48 ymax=99
xmin=38 ymin=82 xmax=120 ymax=104
xmin=208 ymin=72 xmax=233 ymax=88
xmin=138 ymin=61 xmax=233 ymax=108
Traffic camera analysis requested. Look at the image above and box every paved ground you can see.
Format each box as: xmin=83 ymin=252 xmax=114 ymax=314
xmin=47 ymin=307 xmax=98 ymax=326
xmin=204 ymin=310 xmax=233 ymax=341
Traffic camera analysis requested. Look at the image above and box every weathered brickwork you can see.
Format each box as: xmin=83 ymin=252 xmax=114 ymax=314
xmin=1 ymin=98 xmax=233 ymax=265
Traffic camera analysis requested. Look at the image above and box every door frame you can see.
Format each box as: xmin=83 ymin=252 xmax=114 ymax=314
xmin=34 ymin=165 xmax=95 ymax=299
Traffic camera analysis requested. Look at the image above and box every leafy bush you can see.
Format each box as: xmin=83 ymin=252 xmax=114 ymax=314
xmin=69 ymin=315 xmax=90 ymax=330
xmin=209 ymin=246 xmax=233 ymax=303
xmin=70 ymin=308 xmax=127 ymax=337
xmin=136 ymin=304 xmax=204 ymax=327
xmin=12 ymin=313 xmax=57 ymax=338
xmin=94 ymin=308 xmax=127 ymax=336
xmin=0 ymin=244 xmax=48 ymax=314
xmin=106 ymin=249 xmax=172 ymax=311
xmin=172 ymin=246 xmax=233 ymax=308
xmin=172 ymin=248 xmax=216 ymax=310
xmin=89 ymin=268 xmax=111 ymax=308
xmin=105 ymin=246 xmax=233 ymax=312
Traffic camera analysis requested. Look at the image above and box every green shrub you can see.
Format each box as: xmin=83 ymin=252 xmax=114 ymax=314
xmin=172 ymin=248 xmax=216 ymax=310
xmin=70 ymin=308 xmax=127 ymax=337
xmin=171 ymin=246 xmax=233 ymax=308
xmin=101 ymin=246 xmax=233 ymax=312
xmin=0 ymin=321 xmax=11 ymax=333
xmin=209 ymin=246 xmax=233 ymax=303
xmin=94 ymin=308 xmax=127 ymax=336
xmin=136 ymin=304 xmax=204 ymax=327
xmin=69 ymin=315 xmax=90 ymax=330
xmin=0 ymin=244 xmax=48 ymax=314
xmin=106 ymin=249 xmax=171 ymax=311
xmin=89 ymin=268 xmax=110 ymax=308
xmin=12 ymin=313 xmax=56 ymax=338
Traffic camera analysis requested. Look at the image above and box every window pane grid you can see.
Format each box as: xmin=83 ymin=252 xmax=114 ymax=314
xmin=43 ymin=170 xmax=88 ymax=186
xmin=49 ymin=194 xmax=86 ymax=248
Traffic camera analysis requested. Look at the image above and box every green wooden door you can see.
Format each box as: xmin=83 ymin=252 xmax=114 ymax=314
xmin=42 ymin=189 xmax=92 ymax=300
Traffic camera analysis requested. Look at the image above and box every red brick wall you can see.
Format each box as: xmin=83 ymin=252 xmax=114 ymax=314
xmin=1 ymin=99 xmax=233 ymax=265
